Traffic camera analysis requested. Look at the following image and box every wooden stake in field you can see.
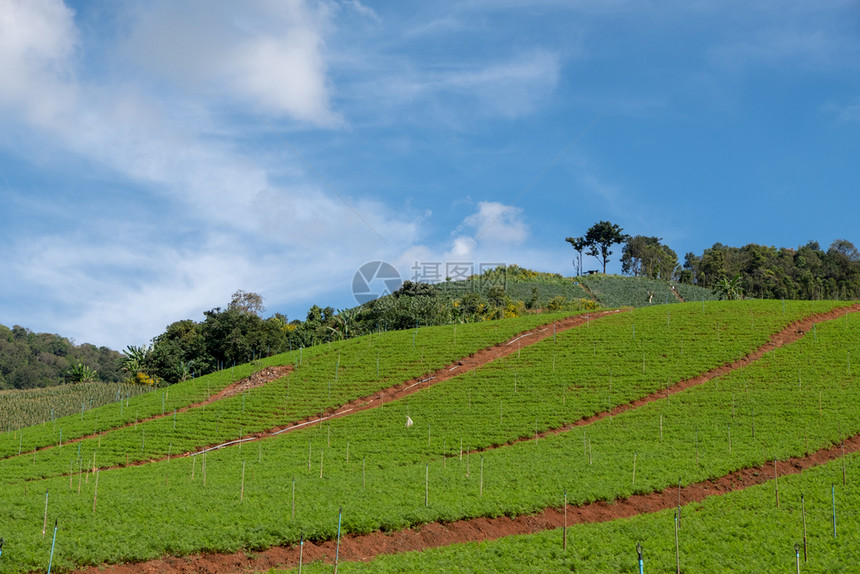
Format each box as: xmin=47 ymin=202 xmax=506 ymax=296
xmin=801 ymin=494 xmax=808 ymax=562
xmin=334 ymin=507 xmax=343 ymax=574
xmin=774 ymin=459 xmax=780 ymax=508
xmin=842 ymin=441 xmax=847 ymax=485
xmin=42 ymin=489 xmax=49 ymax=536
xmin=203 ymin=451 xmax=207 ymax=487
xmin=563 ymin=490 xmax=568 ymax=550
xmin=240 ymin=460 xmax=246 ymax=502
xmin=320 ymin=449 xmax=324 ymax=479
xmin=298 ymin=532 xmax=304 ymax=574
xmin=191 ymin=455 xmax=196 ymax=481
xmin=674 ymin=509 xmax=681 ymax=574
xmin=291 ymin=477 xmax=296 ymax=518
xmin=92 ymin=469 xmax=99 ymax=512
xmin=425 ymin=464 xmax=429 ymax=507
xmin=832 ymin=484 xmax=837 ymax=538
xmin=480 ymin=456 xmax=484 ymax=496
xmin=632 ymin=451 xmax=637 ymax=484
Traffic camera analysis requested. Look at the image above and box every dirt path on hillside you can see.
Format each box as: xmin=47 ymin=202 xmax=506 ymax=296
xmin=577 ymin=281 xmax=599 ymax=303
xmin=7 ymin=366 xmax=293 ymax=461
xmin=81 ymin=310 xmax=628 ymax=469
xmin=68 ymin=304 xmax=860 ymax=574
xmin=75 ymin=429 xmax=860 ymax=574
xmin=459 ymin=302 xmax=860 ymax=454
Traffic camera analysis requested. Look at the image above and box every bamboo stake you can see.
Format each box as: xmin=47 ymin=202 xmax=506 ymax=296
xmin=632 ymin=452 xmax=637 ymax=484
xmin=92 ymin=469 xmax=99 ymax=512
xmin=291 ymin=477 xmax=296 ymax=518
xmin=674 ymin=509 xmax=681 ymax=574
xmin=240 ymin=460 xmax=246 ymax=502
xmin=480 ymin=456 xmax=484 ymax=496
xmin=563 ymin=490 xmax=567 ymax=550
xmin=801 ymin=494 xmax=807 ymax=562
xmin=42 ymin=490 xmax=49 ymax=536
xmin=774 ymin=459 xmax=779 ymax=508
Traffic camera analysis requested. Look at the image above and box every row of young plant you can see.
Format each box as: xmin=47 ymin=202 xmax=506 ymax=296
xmin=0 ymin=302 xmax=854 ymax=571
xmin=281 ymin=452 xmax=859 ymax=573
xmin=0 ymin=312 xmax=576 ymax=483
xmin=580 ymin=274 xmax=718 ymax=308
xmin=251 ymin=299 xmax=847 ymax=470
xmin=0 ymin=353 xmax=300 ymax=461
xmin=0 ymin=382 xmax=153 ymax=433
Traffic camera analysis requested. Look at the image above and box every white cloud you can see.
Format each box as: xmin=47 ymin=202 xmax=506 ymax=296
xmin=462 ymin=201 xmax=529 ymax=244
xmin=824 ymin=98 xmax=860 ymax=122
xmin=0 ymin=0 xmax=78 ymax=123
xmin=120 ymin=0 xmax=339 ymax=125
xmin=342 ymin=0 xmax=380 ymax=22
xmin=0 ymin=0 xmax=431 ymax=348
xmin=362 ymin=49 xmax=561 ymax=121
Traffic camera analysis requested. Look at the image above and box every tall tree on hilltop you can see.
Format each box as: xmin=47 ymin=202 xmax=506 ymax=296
xmin=584 ymin=221 xmax=627 ymax=274
xmin=564 ymin=236 xmax=588 ymax=276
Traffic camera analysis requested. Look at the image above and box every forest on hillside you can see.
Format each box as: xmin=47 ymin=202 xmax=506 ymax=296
xmin=567 ymin=221 xmax=860 ymax=300
xmin=0 ymin=324 xmax=123 ymax=390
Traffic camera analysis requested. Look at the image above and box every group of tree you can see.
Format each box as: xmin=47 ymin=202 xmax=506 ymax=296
xmin=566 ymin=220 xmax=860 ymax=301
xmin=680 ymin=240 xmax=860 ymax=300
xmin=0 ymin=324 xmax=123 ymax=390
xmin=132 ymin=276 xmax=589 ymax=385
xmin=566 ymin=220 xmax=627 ymax=275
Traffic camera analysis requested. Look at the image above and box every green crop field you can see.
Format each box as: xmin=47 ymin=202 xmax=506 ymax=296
xmin=581 ymin=274 xmax=719 ymax=307
xmin=284 ymin=452 xmax=859 ymax=573
xmin=0 ymin=383 xmax=152 ymax=432
xmin=0 ymin=300 xmax=857 ymax=573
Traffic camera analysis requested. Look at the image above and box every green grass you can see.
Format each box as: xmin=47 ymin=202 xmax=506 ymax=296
xmin=284 ymin=452 xmax=860 ymax=573
xmin=0 ymin=301 xmax=855 ymax=573
xmin=0 ymin=312 xmax=577 ymax=483
xmin=0 ymin=382 xmax=152 ymax=432
xmin=581 ymin=274 xmax=717 ymax=308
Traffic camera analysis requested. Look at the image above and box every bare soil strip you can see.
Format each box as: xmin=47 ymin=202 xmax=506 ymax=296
xmin=76 ymin=431 xmax=860 ymax=574
xmin=8 ymin=366 xmax=293 ymax=460
xmin=461 ymin=302 xmax=860 ymax=454
xmin=83 ymin=310 xmax=627 ymax=470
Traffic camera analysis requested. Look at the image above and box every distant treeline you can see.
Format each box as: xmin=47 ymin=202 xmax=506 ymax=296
xmin=679 ymin=240 xmax=860 ymax=300
xmin=138 ymin=269 xmax=593 ymax=385
xmin=0 ymin=324 xmax=123 ymax=390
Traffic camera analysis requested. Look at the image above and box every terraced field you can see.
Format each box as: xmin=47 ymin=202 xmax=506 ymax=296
xmin=1 ymin=300 xmax=857 ymax=573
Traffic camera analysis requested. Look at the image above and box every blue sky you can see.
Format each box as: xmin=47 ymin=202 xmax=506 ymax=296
xmin=1 ymin=0 xmax=859 ymax=349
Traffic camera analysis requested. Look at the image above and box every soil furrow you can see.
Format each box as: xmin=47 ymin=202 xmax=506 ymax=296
xmin=460 ymin=302 xmax=860 ymax=455
xmin=6 ymin=366 xmax=293 ymax=461
xmin=75 ymin=429 xmax=860 ymax=574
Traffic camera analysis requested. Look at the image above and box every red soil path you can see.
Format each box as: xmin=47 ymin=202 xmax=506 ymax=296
xmin=464 ymin=302 xmax=860 ymax=453
xmin=76 ymin=431 xmax=860 ymax=574
xmin=88 ymin=310 xmax=627 ymax=468
xmin=7 ymin=366 xmax=292 ymax=461
xmin=72 ymin=303 xmax=860 ymax=574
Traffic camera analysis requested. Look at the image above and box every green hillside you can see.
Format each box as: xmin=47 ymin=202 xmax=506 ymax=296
xmin=0 ymin=300 xmax=858 ymax=573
